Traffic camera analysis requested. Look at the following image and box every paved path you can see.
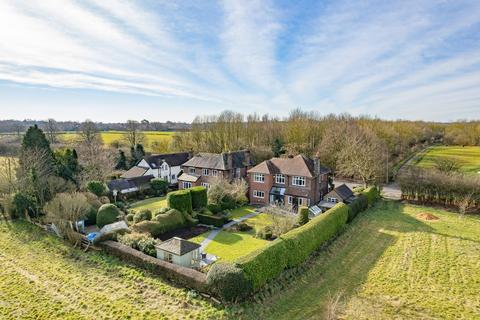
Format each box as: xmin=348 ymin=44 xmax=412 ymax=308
xmin=199 ymin=212 xmax=259 ymax=252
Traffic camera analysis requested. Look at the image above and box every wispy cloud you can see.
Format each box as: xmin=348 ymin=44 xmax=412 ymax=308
xmin=0 ymin=0 xmax=479 ymax=121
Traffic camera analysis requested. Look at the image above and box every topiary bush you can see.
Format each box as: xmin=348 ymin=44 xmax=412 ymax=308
xmin=96 ymin=204 xmax=121 ymax=228
xmin=237 ymin=203 xmax=349 ymax=290
xmin=206 ymin=262 xmax=252 ymax=302
xmin=197 ymin=213 xmax=227 ymax=227
xmin=297 ymin=206 xmax=309 ymax=225
xmin=207 ymin=203 xmax=222 ymax=214
xmin=133 ymin=209 xmax=152 ymax=224
xmin=135 ymin=209 xmax=188 ymax=237
xmin=86 ymin=181 xmax=106 ymax=197
xmin=167 ymin=189 xmax=192 ymax=213
xmin=190 ymin=186 xmax=208 ymax=210
xmin=347 ymin=194 xmax=368 ymax=222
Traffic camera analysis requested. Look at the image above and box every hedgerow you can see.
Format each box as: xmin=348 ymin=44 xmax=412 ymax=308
xmin=206 ymin=262 xmax=252 ymax=301
xmin=197 ymin=214 xmax=227 ymax=227
xmin=347 ymin=194 xmax=368 ymax=222
xmin=167 ymin=190 xmax=192 ymax=213
xmin=190 ymin=186 xmax=208 ymax=210
xmin=361 ymin=186 xmax=380 ymax=206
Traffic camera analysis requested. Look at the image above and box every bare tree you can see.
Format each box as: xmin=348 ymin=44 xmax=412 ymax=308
xmin=44 ymin=118 xmax=59 ymax=144
xmin=80 ymin=120 xmax=102 ymax=146
xmin=434 ymin=157 xmax=461 ymax=174
xmin=0 ymin=156 xmax=17 ymax=194
xmin=124 ymin=120 xmax=145 ymax=148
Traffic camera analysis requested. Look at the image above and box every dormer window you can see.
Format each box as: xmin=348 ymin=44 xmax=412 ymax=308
xmin=292 ymin=176 xmax=306 ymax=187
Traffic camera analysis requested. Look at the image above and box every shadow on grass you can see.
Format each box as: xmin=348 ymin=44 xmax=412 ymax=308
xmin=211 ymin=231 xmax=245 ymax=245
xmin=232 ymin=200 xmax=452 ymax=320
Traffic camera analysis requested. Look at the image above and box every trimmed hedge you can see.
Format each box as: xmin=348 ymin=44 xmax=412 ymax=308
xmin=297 ymin=206 xmax=309 ymax=225
xmin=190 ymin=186 xmax=208 ymax=210
xmin=361 ymin=186 xmax=380 ymax=206
xmin=236 ymin=203 xmax=349 ymax=290
xmin=135 ymin=209 xmax=187 ymax=237
xmin=96 ymin=204 xmax=121 ymax=228
xmin=167 ymin=189 xmax=192 ymax=213
xmin=206 ymin=203 xmax=221 ymax=214
xmin=206 ymin=262 xmax=252 ymax=301
xmin=197 ymin=214 xmax=228 ymax=228
xmin=347 ymin=194 xmax=368 ymax=222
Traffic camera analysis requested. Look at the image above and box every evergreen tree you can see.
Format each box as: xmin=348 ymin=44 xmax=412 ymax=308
xmin=272 ymin=137 xmax=286 ymax=157
xmin=115 ymin=150 xmax=128 ymax=170
xmin=54 ymin=148 xmax=80 ymax=183
xmin=22 ymin=124 xmax=51 ymax=151
xmin=129 ymin=144 xmax=145 ymax=168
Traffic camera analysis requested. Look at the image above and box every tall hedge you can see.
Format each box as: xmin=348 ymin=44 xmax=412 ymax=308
xmin=190 ymin=186 xmax=208 ymax=210
xmin=236 ymin=203 xmax=349 ymax=289
xmin=96 ymin=204 xmax=121 ymax=228
xmin=167 ymin=189 xmax=192 ymax=213
xmin=347 ymin=194 xmax=368 ymax=222
xmin=206 ymin=262 xmax=252 ymax=301
xmin=134 ymin=209 xmax=187 ymax=237
xmin=361 ymin=186 xmax=380 ymax=206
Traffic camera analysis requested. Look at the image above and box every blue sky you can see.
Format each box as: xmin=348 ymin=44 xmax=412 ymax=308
xmin=0 ymin=0 xmax=480 ymax=122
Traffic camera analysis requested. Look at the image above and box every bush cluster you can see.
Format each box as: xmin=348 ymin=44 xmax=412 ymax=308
xmin=117 ymin=232 xmax=157 ymax=257
xmin=206 ymin=203 xmax=221 ymax=214
xmin=167 ymin=189 xmax=193 ymax=213
xmin=255 ymin=225 xmax=274 ymax=240
xmin=134 ymin=209 xmax=192 ymax=237
xmin=236 ymin=203 xmax=349 ymax=290
xmin=150 ymin=178 xmax=168 ymax=196
xmin=86 ymin=181 xmax=106 ymax=197
xmin=133 ymin=209 xmax=152 ymax=224
xmin=96 ymin=204 xmax=121 ymax=228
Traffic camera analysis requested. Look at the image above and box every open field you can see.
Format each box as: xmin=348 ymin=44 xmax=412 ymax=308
xmin=59 ymin=131 xmax=177 ymax=152
xmin=239 ymin=201 xmax=480 ymax=319
xmin=0 ymin=220 xmax=224 ymax=320
xmin=129 ymin=196 xmax=167 ymax=212
xmin=415 ymin=146 xmax=480 ymax=174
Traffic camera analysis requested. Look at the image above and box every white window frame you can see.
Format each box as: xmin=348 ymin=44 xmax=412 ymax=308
xmin=201 ymin=182 xmax=210 ymax=189
xmin=287 ymin=196 xmax=293 ymax=204
xmin=292 ymin=176 xmax=306 ymax=187
xmin=253 ymin=190 xmax=265 ymax=198
xmin=203 ymin=168 xmax=210 ymax=176
xmin=298 ymin=198 xmax=304 ymax=206
xmin=212 ymin=170 xmax=218 ymax=177
xmin=188 ymin=167 xmax=195 ymax=174
xmin=253 ymin=173 xmax=265 ymax=183
xmin=274 ymin=174 xmax=285 ymax=184
xmin=327 ymin=197 xmax=338 ymax=203
xmin=182 ymin=181 xmax=192 ymax=189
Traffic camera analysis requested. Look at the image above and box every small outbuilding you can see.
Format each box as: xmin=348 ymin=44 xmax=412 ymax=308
xmin=318 ymin=184 xmax=357 ymax=212
xmin=155 ymin=237 xmax=201 ymax=268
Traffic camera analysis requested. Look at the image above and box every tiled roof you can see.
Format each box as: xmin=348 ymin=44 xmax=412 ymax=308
xmin=182 ymin=150 xmax=253 ymax=170
xmin=144 ymin=152 xmax=190 ymax=168
xmin=333 ymin=184 xmax=354 ymax=201
xmin=120 ymin=166 xmax=148 ymax=179
xmin=248 ymin=155 xmax=329 ymax=178
xmin=177 ymin=173 xmax=200 ymax=182
xmin=155 ymin=237 xmax=201 ymax=256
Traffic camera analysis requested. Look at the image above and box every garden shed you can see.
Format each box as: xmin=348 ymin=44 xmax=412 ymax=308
xmin=155 ymin=237 xmax=201 ymax=268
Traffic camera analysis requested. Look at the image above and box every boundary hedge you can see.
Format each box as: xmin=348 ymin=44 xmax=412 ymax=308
xmin=190 ymin=186 xmax=208 ymax=210
xmin=361 ymin=186 xmax=380 ymax=206
xmin=235 ymin=203 xmax=349 ymax=290
xmin=167 ymin=190 xmax=192 ymax=213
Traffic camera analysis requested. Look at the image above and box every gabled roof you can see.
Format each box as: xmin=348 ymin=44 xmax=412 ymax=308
xmin=107 ymin=175 xmax=154 ymax=192
xmin=177 ymin=173 xmax=200 ymax=182
xmin=248 ymin=155 xmax=330 ymax=178
xmin=332 ymin=184 xmax=354 ymax=201
xmin=121 ymin=166 xmax=148 ymax=179
xmin=144 ymin=152 xmax=191 ymax=168
xmin=182 ymin=150 xmax=253 ymax=170
xmin=155 ymin=237 xmax=201 ymax=256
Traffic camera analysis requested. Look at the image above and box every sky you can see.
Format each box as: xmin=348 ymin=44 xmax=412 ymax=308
xmin=0 ymin=0 xmax=480 ymax=123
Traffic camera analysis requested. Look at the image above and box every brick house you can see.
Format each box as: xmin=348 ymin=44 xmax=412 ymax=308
xmin=247 ymin=155 xmax=331 ymax=209
xmin=177 ymin=150 xmax=254 ymax=189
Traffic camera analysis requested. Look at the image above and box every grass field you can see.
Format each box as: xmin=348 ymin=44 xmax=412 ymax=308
xmin=59 ymin=131 xmax=176 ymax=152
xmin=0 ymin=221 xmax=224 ymax=320
xmin=416 ymin=146 xmax=480 ymax=174
xmin=129 ymin=196 xmax=167 ymax=212
xmin=239 ymin=201 xmax=480 ymax=319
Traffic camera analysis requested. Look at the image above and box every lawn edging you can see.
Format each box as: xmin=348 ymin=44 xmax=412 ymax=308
xmin=100 ymin=240 xmax=208 ymax=292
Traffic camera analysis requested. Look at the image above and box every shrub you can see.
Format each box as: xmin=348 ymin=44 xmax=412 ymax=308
xmin=206 ymin=263 xmax=252 ymax=301
xmin=297 ymin=206 xmax=309 ymax=225
xmin=86 ymin=181 xmax=106 ymax=197
xmin=151 ymin=178 xmax=168 ymax=196
xmin=96 ymin=204 xmax=121 ymax=228
xmin=237 ymin=203 xmax=349 ymax=290
xmin=83 ymin=192 xmax=101 ymax=225
xmin=115 ymin=201 xmax=126 ymax=210
xmin=167 ymin=189 xmax=192 ymax=213
xmin=197 ymin=213 xmax=227 ymax=228
xmin=190 ymin=186 xmax=208 ymax=210
xmin=117 ymin=232 xmax=157 ymax=257
xmin=126 ymin=213 xmax=135 ymax=222
xmin=361 ymin=186 xmax=380 ymax=206
xmin=207 ymin=203 xmax=221 ymax=214
xmin=136 ymin=209 xmax=187 ymax=237
xmin=99 ymin=196 xmax=110 ymax=204
xmin=200 ymin=208 xmax=213 ymax=216
xmin=347 ymin=195 xmax=368 ymax=222
xmin=133 ymin=209 xmax=152 ymax=224
xmin=255 ymin=225 xmax=274 ymax=240
xmin=221 ymin=195 xmax=236 ymax=210
xmin=237 ymin=222 xmax=253 ymax=232
xmin=12 ymin=192 xmax=37 ymax=218
xmin=154 ymin=207 xmax=170 ymax=216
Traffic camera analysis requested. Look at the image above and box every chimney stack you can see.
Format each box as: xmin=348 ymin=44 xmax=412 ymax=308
xmin=314 ymin=151 xmax=321 ymax=177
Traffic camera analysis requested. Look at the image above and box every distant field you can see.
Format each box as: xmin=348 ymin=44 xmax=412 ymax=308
xmin=415 ymin=146 xmax=480 ymax=174
xmin=59 ymin=131 xmax=177 ymax=152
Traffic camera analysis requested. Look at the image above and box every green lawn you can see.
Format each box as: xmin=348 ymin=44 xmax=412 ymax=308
xmin=416 ymin=146 xmax=480 ymax=174
xmin=198 ymin=230 xmax=269 ymax=262
xmin=0 ymin=220 xmax=224 ymax=319
xmin=238 ymin=201 xmax=480 ymax=319
xmin=129 ymin=196 xmax=167 ymax=212
xmin=229 ymin=206 xmax=256 ymax=220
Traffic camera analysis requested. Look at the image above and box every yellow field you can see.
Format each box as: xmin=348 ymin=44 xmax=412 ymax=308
xmin=59 ymin=131 xmax=176 ymax=152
